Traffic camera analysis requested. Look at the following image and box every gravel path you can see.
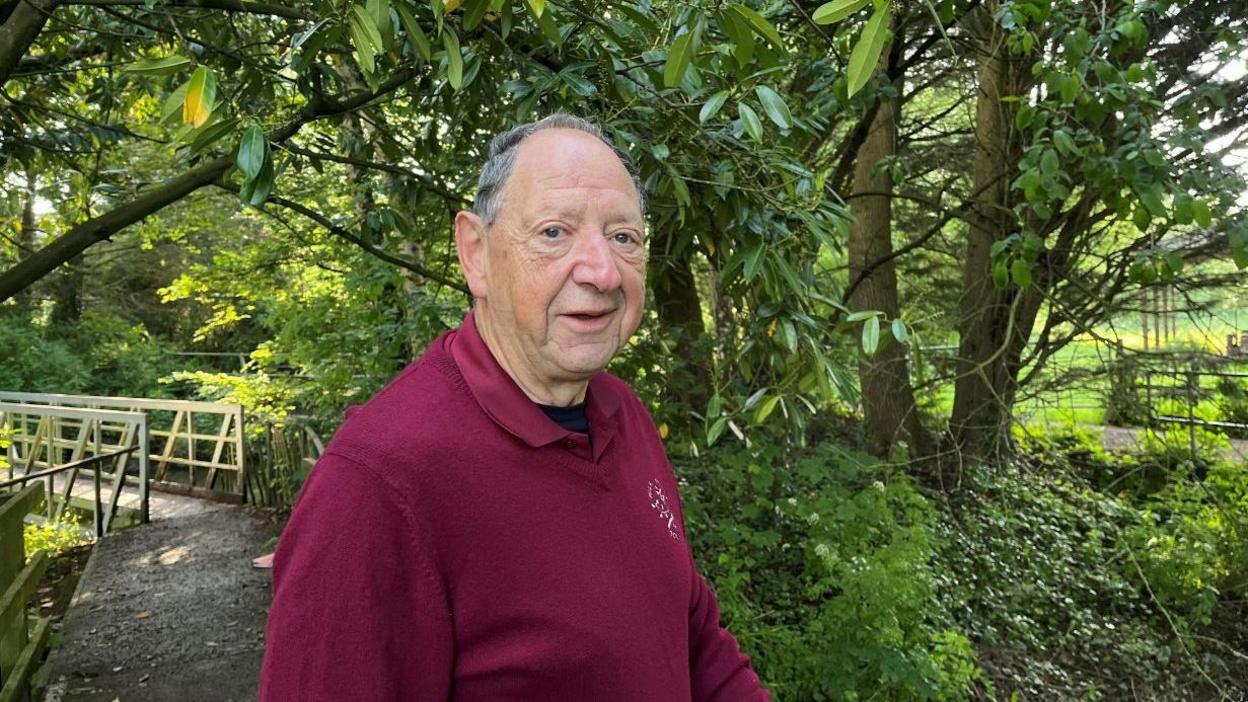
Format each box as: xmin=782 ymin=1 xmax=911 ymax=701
xmin=1094 ymin=424 xmax=1248 ymax=462
xmin=43 ymin=500 xmax=277 ymax=701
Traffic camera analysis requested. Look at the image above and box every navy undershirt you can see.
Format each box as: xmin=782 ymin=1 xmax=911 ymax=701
xmin=537 ymin=401 xmax=590 ymax=434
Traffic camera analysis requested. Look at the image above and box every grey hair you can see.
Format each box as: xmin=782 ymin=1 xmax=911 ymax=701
xmin=471 ymin=112 xmax=645 ymax=224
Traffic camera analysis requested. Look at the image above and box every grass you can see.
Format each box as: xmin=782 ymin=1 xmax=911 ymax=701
xmin=917 ymin=300 xmax=1248 ymax=427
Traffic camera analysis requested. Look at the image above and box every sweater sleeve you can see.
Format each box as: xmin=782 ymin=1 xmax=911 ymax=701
xmin=687 ymin=561 xmax=771 ymax=701
xmin=258 ymin=451 xmax=453 ymax=702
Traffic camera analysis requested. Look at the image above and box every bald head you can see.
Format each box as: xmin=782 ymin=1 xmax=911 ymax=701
xmin=471 ymin=113 xmax=645 ymax=225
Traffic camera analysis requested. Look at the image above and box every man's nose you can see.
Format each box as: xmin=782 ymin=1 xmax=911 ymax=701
xmin=571 ymin=231 xmax=623 ymax=292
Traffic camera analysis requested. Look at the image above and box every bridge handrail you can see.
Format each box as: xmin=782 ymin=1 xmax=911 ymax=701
xmin=0 ymin=447 xmax=137 ymax=537
xmin=1 ymin=403 xmax=150 ymax=529
xmin=0 ymin=391 xmax=239 ymax=414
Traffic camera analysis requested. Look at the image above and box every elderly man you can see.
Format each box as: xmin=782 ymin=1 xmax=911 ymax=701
xmin=258 ymin=114 xmax=769 ymax=701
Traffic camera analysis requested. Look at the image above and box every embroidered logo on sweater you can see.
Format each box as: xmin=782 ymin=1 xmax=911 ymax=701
xmin=647 ymin=479 xmax=681 ymax=540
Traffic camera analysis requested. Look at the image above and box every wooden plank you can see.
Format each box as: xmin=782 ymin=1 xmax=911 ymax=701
xmin=0 ymin=392 xmax=238 ymax=414
xmin=102 ymin=423 xmax=135 ymax=535
xmin=204 ymin=414 xmax=233 ymax=492
xmin=154 ymin=410 xmax=185 ymax=482
xmin=0 ymin=550 xmax=48 ymax=679
xmin=0 ymin=616 xmax=50 ymax=702
xmin=19 ymin=418 xmax=45 ymax=476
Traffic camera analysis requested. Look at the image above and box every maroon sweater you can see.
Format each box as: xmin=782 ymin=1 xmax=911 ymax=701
xmin=258 ymin=311 xmax=769 ymax=701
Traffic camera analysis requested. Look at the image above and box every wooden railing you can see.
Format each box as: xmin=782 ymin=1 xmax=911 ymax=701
xmin=0 ymin=392 xmax=242 ymax=502
xmin=0 ymin=485 xmax=52 ymax=702
xmin=0 ymin=403 xmax=149 ymax=532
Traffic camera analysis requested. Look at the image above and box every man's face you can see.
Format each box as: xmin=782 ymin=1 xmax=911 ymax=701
xmin=461 ymin=129 xmax=647 ymax=391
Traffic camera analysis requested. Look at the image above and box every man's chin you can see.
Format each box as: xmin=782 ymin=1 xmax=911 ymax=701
xmin=548 ymin=344 xmax=618 ymax=378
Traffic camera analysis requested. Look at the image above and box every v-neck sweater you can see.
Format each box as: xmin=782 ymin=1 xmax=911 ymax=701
xmin=258 ymin=311 xmax=769 ymax=701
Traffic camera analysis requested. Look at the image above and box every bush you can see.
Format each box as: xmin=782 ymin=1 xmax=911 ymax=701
xmin=0 ymin=318 xmax=90 ymax=393
xmin=25 ymin=513 xmax=91 ymax=558
xmin=677 ymin=439 xmax=985 ymax=701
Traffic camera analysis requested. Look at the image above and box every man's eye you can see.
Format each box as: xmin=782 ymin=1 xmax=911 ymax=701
xmin=613 ymin=232 xmax=637 ymax=245
xmin=542 ymin=226 xmax=563 ymax=239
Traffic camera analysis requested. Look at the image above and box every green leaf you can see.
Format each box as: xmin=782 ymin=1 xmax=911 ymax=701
xmin=443 ymin=28 xmax=463 ymax=90
xmin=719 ymin=8 xmax=754 ymax=69
xmin=1162 ymin=251 xmax=1184 ymax=277
xmin=1053 ymin=129 xmax=1078 ymax=156
xmin=395 ymin=4 xmax=432 ymax=61
xmin=367 ymin=0 xmax=394 ymax=47
xmin=188 ymin=116 xmax=238 ymax=156
xmin=236 ymin=126 xmax=266 ymax=180
xmin=239 ymin=152 xmax=274 ymax=206
xmin=700 ymin=90 xmax=730 ymax=123
xmin=125 ymin=56 xmax=192 ymax=76
xmin=463 ymin=0 xmax=489 ymax=29
xmin=890 ymin=318 xmax=908 ymax=343
xmin=743 ymin=241 xmax=766 ymax=281
xmin=1010 ymin=259 xmax=1033 ymax=288
xmin=349 ymin=4 xmax=383 ymax=74
xmin=846 ymin=2 xmax=891 ymax=98
xmin=1135 ymin=182 xmax=1166 ymax=217
xmin=526 ymin=0 xmax=545 ymax=18
xmin=1193 ymin=199 xmax=1212 ymax=228
xmin=160 ymin=80 xmax=191 ymax=125
xmin=992 ymin=259 xmax=1009 ymax=288
xmin=754 ymin=394 xmax=781 ymax=424
xmin=182 ymin=66 xmax=216 ymax=127
xmin=845 ymin=310 xmax=877 ymax=322
xmin=812 ymin=0 xmax=870 ymax=24
xmin=706 ymin=416 xmax=729 ymax=446
xmin=754 ymin=85 xmax=793 ymax=129
xmin=729 ymin=4 xmax=783 ymax=51
xmin=739 ymin=102 xmax=763 ymax=142
xmin=862 ymin=315 xmax=880 ymax=355
xmin=663 ymin=32 xmax=693 ymax=88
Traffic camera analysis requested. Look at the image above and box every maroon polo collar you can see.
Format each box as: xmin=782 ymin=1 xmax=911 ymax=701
xmin=447 ymin=309 xmax=621 ymax=460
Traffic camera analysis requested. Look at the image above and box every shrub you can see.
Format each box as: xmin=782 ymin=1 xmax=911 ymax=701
xmin=676 ymin=440 xmax=985 ymax=701
xmin=24 ymin=513 xmax=91 ymax=558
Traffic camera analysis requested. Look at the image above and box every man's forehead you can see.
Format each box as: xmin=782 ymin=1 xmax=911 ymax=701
xmin=507 ymin=131 xmax=642 ymax=218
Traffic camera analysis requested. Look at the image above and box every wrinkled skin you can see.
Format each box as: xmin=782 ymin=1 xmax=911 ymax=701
xmin=454 ymin=128 xmax=647 ymax=406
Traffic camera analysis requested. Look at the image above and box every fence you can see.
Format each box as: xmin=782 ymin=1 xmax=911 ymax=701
xmin=0 ymin=393 xmax=244 ymax=502
xmin=246 ymin=418 xmax=326 ymax=508
xmin=0 ymin=403 xmax=149 ymax=533
xmin=0 ymin=485 xmax=52 ymax=702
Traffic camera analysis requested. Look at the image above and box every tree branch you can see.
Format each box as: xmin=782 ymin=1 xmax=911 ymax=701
xmin=62 ymin=0 xmax=311 ymax=19
xmin=0 ymin=0 xmax=60 ymax=87
xmin=215 ymin=182 xmax=468 ymax=293
xmin=0 ymin=66 xmax=421 ymax=301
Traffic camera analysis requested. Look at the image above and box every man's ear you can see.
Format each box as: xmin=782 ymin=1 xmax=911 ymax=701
xmin=454 ymin=211 xmax=489 ymax=299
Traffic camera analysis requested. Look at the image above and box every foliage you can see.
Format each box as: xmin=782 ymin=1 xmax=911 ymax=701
xmin=677 ymin=439 xmax=985 ymax=701
xmin=24 ymin=513 xmax=91 ymax=559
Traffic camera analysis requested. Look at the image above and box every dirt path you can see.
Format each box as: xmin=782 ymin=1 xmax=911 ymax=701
xmin=42 ymin=500 xmax=277 ymax=701
xmin=1094 ymin=424 xmax=1248 ymax=462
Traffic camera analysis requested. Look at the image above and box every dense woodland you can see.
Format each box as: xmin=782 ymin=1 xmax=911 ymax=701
xmin=4 ymin=0 xmax=1248 ymax=698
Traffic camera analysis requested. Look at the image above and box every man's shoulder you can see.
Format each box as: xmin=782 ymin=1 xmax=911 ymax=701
xmin=323 ymin=341 xmax=479 ymax=475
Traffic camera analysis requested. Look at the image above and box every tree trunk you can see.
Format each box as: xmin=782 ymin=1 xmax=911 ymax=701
xmin=949 ymin=5 xmax=1032 ymax=463
xmin=847 ymin=37 xmax=927 ymax=461
xmin=13 ymin=167 xmax=37 ymax=315
xmin=49 ymin=253 xmax=83 ymax=324
xmin=647 ymin=224 xmax=709 ymax=412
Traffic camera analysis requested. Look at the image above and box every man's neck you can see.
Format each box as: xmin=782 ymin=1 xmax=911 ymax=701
xmin=473 ymin=308 xmax=589 ymax=406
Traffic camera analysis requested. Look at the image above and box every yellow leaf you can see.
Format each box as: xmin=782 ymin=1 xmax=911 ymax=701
xmin=658 ymin=423 xmax=669 ymax=440
xmin=444 ymin=0 xmax=463 ymax=11
xmin=767 ymin=319 xmax=777 ymax=337
xmin=182 ymin=67 xmax=216 ymax=128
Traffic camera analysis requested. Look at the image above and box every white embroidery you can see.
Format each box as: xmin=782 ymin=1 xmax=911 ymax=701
xmin=647 ymin=479 xmax=681 ymax=540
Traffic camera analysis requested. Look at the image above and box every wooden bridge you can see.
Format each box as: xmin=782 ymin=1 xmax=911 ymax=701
xmin=0 ymin=392 xmax=324 ymax=701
